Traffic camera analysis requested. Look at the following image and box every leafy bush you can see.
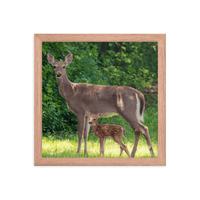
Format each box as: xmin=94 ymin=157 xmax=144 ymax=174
xmin=95 ymin=42 xmax=158 ymax=107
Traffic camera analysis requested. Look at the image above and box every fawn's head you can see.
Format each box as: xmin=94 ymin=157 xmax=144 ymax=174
xmin=88 ymin=112 xmax=103 ymax=126
xmin=47 ymin=53 xmax=73 ymax=79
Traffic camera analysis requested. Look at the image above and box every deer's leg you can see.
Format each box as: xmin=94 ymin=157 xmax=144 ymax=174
xmin=117 ymin=108 xmax=155 ymax=157
xmin=99 ymin=138 xmax=104 ymax=158
xmin=76 ymin=113 xmax=85 ymax=155
xmin=83 ymin=116 xmax=90 ymax=156
xmin=131 ymin=128 xmax=141 ymax=158
xmin=103 ymin=138 xmax=106 ymax=156
xmin=119 ymin=147 xmax=123 ymax=157
xmin=113 ymin=137 xmax=131 ymax=158
xmin=122 ymin=146 xmax=131 ymax=158
xmin=118 ymin=135 xmax=124 ymax=157
xmin=131 ymin=122 xmax=155 ymax=158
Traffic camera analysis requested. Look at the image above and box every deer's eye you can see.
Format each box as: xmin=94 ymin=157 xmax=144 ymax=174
xmin=63 ymin=66 xmax=65 ymax=68
xmin=94 ymin=119 xmax=96 ymax=121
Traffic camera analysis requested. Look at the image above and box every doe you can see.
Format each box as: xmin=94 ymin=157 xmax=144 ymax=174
xmin=88 ymin=112 xmax=131 ymax=158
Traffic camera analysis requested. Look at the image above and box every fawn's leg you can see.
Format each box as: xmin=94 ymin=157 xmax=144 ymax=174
xmin=114 ymin=137 xmax=131 ymax=158
xmin=119 ymin=147 xmax=123 ymax=157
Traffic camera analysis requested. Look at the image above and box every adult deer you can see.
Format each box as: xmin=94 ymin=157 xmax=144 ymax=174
xmin=47 ymin=52 xmax=155 ymax=157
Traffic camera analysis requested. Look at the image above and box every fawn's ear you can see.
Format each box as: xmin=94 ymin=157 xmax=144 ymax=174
xmin=47 ymin=53 xmax=56 ymax=65
xmin=98 ymin=112 xmax=103 ymax=117
xmin=86 ymin=111 xmax=91 ymax=116
xmin=64 ymin=52 xmax=73 ymax=65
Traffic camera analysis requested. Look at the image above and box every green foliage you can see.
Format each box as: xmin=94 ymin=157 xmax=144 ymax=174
xmin=95 ymin=42 xmax=158 ymax=107
xmin=42 ymin=42 xmax=158 ymax=136
xmin=95 ymin=42 xmax=157 ymax=87
xmin=143 ymin=105 xmax=158 ymax=142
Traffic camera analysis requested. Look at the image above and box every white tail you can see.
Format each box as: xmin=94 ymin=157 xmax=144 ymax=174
xmin=135 ymin=93 xmax=144 ymax=122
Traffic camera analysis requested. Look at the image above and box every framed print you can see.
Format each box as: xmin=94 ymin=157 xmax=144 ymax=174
xmin=34 ymin=34 xmax=166 ymax=166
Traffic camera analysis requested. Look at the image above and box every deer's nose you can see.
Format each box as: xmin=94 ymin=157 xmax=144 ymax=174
xmin=89 ymin=122 xmax=92 ymax=124
xmin=56 ymin=72 xmax=62 ymax=77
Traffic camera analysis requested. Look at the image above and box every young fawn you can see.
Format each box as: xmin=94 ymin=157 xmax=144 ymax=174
xmin=88 ymin=113 xmax=131 ymax=158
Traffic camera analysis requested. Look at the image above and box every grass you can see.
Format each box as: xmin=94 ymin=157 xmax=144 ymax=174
xmin=42 ymin=106 xmax=158 ymax=158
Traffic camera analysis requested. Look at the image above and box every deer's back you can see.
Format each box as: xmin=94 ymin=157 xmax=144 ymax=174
xmin=65 ymin=82 xmax=144 ymax=117
xmin=94 ymin=124 xmax=124 ymax=138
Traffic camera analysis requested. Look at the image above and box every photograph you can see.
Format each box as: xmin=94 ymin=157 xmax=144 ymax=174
xmin=34 ymin=33 xmax=166 ymax=166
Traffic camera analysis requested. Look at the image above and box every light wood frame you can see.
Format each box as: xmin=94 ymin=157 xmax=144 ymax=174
xmin=34 ymin=34 xmax=166 ymax=166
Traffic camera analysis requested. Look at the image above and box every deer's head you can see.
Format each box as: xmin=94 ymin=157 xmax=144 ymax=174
xmin=47 ymin=53 xmax=73 ymax=79
xmin=88 ymin=112 xmax=103 ymax=126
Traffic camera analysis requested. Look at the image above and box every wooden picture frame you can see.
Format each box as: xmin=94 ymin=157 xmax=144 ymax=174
xmin=34 ymin=34 xmax=166 ymax=166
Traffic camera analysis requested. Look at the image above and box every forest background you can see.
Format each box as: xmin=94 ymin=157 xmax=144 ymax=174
xmin=42 ymin=42 xmax=158 ymax=157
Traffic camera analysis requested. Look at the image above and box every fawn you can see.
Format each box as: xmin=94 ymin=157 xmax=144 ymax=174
xmin=88 ymin=112 xmax=131 ymax=158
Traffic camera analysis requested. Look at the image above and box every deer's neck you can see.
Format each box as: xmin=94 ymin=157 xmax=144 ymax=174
xmin=91 ymin=124 xmax=100 ymax=132
xmin=57 ymin=73 xmax=73 ymax=100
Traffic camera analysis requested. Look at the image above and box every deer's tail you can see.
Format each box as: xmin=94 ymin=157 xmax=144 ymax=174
xmin=135 ymin=92 xmax=145 ymax=122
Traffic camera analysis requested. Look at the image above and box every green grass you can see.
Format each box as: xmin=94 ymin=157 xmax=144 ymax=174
xmin=42 ymin=106 xmax=158 ymax=158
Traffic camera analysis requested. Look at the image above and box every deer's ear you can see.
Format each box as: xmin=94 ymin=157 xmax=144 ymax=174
xmin=64 ymin=52 xmax=73 ymax=65
xmin=98 ymin=112 xmax=103 ymax=117
xmin=47 ymin=53 xmax=56 ymax=65
xmin=86 ymin=111 xmax=91 ymax=116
